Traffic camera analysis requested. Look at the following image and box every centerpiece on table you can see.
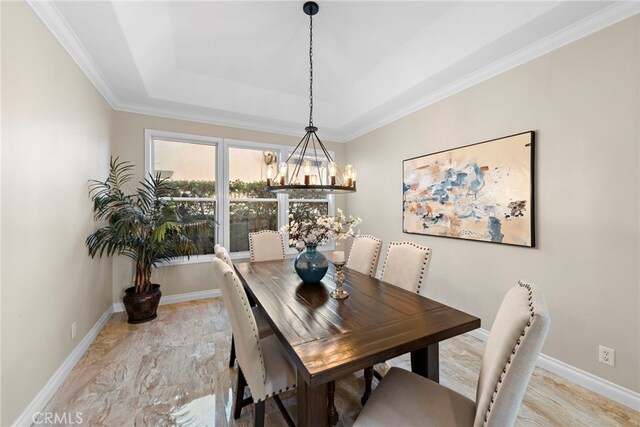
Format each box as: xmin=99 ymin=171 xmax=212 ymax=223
xmin=282 ymin=209 xmax=361 ymax=284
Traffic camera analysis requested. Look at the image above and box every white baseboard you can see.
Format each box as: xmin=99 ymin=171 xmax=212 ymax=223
xmin=111 ymin=288 xmax=222 ymax=313
xmin=467 ymin=328 xmax=640 ymax=411
xmin=12 ymin=306 xmax=114 ymax=427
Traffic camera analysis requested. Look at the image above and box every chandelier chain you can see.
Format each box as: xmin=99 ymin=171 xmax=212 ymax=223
xmin=265 ymin=2 xmax=356 ymax=194
xmin=309 ymin=13 xmax=313 ymax=126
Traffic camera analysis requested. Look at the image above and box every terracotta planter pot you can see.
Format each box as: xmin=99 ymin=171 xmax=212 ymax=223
xmin=123 ymin=284 xmax=161 ymax=324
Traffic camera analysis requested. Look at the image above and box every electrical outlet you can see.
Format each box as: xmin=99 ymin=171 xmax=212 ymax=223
xmin=71 ymin=322 xmax=77 ymax=339
xmin=598 ymin=345 xmax=615 ymax=367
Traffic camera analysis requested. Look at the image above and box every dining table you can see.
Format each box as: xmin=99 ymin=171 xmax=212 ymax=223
xmin=234 ymin=259 xmax=481 ymax=427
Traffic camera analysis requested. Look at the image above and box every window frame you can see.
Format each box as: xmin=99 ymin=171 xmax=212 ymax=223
xmin=144 ymin=130 xmax=335 ymax=265
xmin=224 ymin=138 xmax=284 ymax=260
xmin=144 ymin=129 xmax=222 ymax=265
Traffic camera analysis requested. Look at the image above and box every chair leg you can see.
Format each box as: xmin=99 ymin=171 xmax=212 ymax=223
xmin=273 ymin=395 xmax=295 ymax=427
xmin=328 ymin=381 xmax=339 ymax=427
xmin=361 ymin=366 xmax=374 ymax=406
xmin=254 ymin=400 xmax=265 ymax=427
xmin=229 ymin=335 xmax=236 ymax=368
xmin=234 ymin=367 xmax=247 ymax=419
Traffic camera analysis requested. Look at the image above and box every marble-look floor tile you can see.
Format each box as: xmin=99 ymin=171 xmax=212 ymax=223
xmin=39 ymin=298 xmax=639 ymax=427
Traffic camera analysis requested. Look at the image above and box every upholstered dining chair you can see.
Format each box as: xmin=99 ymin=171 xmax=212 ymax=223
xmin=248 ymin=230 xmax=286 ymax=262
xmin=216 ymin=248 xmax=273 ymax=368
xmin=346 ymin=234 xmax=382 ymax=276
xmin=213 ymin=258 xmax=296 ymax=427
xmin=360 ymin=241 xmax=432 ymax=404
xmin=380 ymin=241 xmax=432 ymax=294
xmin=216 ymin=246 xmax=234 ymax=269
xmin=354 ymin=281 xmax=550 ymax=427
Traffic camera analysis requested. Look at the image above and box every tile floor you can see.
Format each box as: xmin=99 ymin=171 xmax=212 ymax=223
xmin=41 ymin=299 xmax=639 ymax=426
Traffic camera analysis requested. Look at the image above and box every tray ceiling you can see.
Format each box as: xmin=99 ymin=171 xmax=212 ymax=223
xmin=30 ymin=1 xmax=638 ymax=141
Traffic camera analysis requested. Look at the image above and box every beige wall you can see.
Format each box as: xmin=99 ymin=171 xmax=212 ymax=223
xmin=346 ymin=16 xmax=640 ymax=392
xmin=1 ymin=2 xmax=114 ymax=424
xmin=112 ymin=111 xmax=347 ymax=300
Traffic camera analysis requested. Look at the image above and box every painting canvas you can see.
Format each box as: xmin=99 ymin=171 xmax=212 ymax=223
xmin=403 ymin=131 xmax=535 ymax=247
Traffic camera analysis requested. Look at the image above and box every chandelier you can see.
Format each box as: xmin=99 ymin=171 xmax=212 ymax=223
xmin=266 ymin=1 xmax=356 ymax=194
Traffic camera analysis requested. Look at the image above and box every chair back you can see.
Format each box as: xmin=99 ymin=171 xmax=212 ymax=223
xmin=216 ymin=246 xmax=234 ymax=268
xmin=214 ymin=243 xmax=222 ymax=255
xmin=380 ymin=242 xmax=431 ymax=294
xmin=248 ymin=230 xmax=285 ymax=262
xmin=213 ymin=259 xmax=266 ymax=394
xmin=474 ymin=281 xmax=550 ymax=427
xmin=346 ymin=235 xmax=382 ymax=276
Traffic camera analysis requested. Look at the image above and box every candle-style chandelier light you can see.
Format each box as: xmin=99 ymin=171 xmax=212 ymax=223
xmin=266 ymin=1 xmax=356 ymax=194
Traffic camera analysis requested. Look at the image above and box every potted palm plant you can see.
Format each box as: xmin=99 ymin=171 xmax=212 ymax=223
xmin=86 ymin=157 xmax=211 ymax=323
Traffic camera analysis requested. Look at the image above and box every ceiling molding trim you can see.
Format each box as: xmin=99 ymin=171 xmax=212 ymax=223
xmin=27 ymin=0 xmax=119 ymax=108
xmin=114 ymin=101 xmax=348 ymax=143
xmin=341 ymin=2 xmax=640 ymax=142
xmin=28 ymin=1 xmax=639 ymax=143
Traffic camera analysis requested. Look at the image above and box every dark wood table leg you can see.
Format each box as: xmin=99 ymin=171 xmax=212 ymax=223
xmin=327 ymin=381 xmax=339 ymax=427
xmin=410 ymin=343 xmax=439 ymax=382
xmin=361 ymin=366 xmax=373 ymax=405
xmin=297 ymin=370 xmax=328 ymax=427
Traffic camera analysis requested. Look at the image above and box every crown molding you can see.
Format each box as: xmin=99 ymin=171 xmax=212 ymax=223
xmin=28 ymin=1 xmax=639 ymax=144
xmin=114 ymin=101 xmax=348 ymax=143
xmin=340 ymin=1 xmax=640 ymax=142
xmin=27 ymin=0 xmax=119 ymax=108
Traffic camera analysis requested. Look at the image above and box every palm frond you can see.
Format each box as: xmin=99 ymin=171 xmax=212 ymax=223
xmin=87 ymin=157 xmax=203 ymax=291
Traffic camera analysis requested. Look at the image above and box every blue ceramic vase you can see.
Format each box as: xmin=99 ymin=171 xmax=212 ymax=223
xmin=294 ymin=244 xmax=329 ymax=284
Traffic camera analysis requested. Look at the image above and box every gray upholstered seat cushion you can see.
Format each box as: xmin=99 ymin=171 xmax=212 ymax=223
xmin=354 ymin=367 xmax=476 ymax=427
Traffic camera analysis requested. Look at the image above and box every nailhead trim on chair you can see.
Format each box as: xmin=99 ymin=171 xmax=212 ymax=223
xmin=349 ymin=234 xmax=382 ymax=276
xmin=380 ymin=241 xmax=431 ymax=292
xmin=227 ymin=270 xmax=266 ymax=384
xmin=256 ymin=384 xmax=297 ymax=403
xmin=483 ymin=281 xmax=535 ymax=426
xmin=248 ymin=230 xmax=286 ymax=262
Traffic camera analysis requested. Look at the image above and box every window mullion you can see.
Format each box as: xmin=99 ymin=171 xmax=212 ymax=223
xmin=220 ymin=138 xmax=230 ymax=250
xmin=146 ymin=131 xmax=335 ymax=259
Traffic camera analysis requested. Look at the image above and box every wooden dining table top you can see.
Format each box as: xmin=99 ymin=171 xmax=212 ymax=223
xmin=234 ymin=259 xmax=481 ymax=388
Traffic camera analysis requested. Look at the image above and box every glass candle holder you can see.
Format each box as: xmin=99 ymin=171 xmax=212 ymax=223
xmin=331 ymin=261 xmax=349 ymax=300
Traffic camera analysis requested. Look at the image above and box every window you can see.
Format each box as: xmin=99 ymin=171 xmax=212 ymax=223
xmin=285 ymin=149 xmax=331 ymax=247
xmin=147 ymin=133 xmax=221 ymax=256
xmin=228 ymin=146 xmax=278 ymax=252
xmin=145 ymin=130 xmax=334 ymax=262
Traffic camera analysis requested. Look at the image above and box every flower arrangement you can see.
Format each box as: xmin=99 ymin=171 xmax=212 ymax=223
xmin=282 ymin=208 xmax=361 ymax=247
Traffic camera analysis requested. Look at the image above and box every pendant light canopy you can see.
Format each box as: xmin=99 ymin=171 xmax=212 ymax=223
xmin=266 ymin=1 xmax=357 ymax=195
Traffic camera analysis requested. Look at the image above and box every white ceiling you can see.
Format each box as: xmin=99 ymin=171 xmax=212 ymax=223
xmin=30 ymin=1 xmax=639 ymax=142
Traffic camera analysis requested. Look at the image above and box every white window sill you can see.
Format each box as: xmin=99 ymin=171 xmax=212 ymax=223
xmin=156 ymin=242 xmax=337 ymax=266
xmin=156 ymin=255 xmax=215 ymax=267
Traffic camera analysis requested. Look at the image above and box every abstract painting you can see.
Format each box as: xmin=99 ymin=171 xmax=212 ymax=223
xmin=403 ymin=131 xmax=535 ymax=247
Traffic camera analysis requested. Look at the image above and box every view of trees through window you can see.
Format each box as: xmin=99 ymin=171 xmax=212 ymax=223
xmin=163 ymin=181 xmax=215 ymax=255
xmin=152 ymin=136 xmax=332 ymax=256
xmin=228 ymin=147 xmax=278 ymax=252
